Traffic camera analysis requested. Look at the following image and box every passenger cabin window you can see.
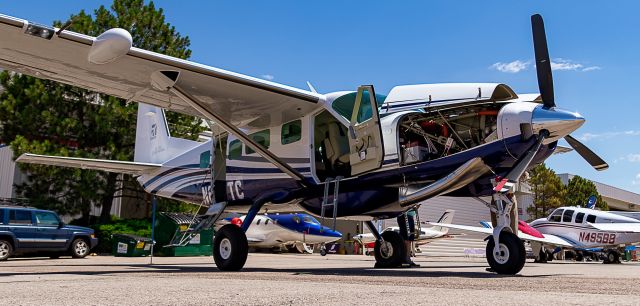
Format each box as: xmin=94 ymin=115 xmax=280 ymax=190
xmin=586 ymin=215 xmax=596 ymax=223
xmin=265 ymin=219 xmax=270 ymax=225
xmin=35 ymin=211 xmax=60 ymax=226
xmin=281 ymin=120 xmax=302 ymax=145
xmin=199 ymin=151 xmax=211 ymax=168
xmin=256 ymin=219 xmax=261 ymax=225
xmin=331 ymin=92 xmax=387 ymax=123
xmin=562 ymin=209 xmax=574 ymax=222
xmin=245 ymin=129 xmax=270 ymax=154
xmin=9 ymin=210 xmax=32 ymax=225
xmin=548 ymin=209 xmax=563 ymax=222
xmin=228 ymin=139 xmax=242 ymax=160
xmin=575 ymin=212 xmax=585 ymax=224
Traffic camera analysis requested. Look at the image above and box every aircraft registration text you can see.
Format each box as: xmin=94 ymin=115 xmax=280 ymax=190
xmin=578 ymin=232 xmax=615 ymax=244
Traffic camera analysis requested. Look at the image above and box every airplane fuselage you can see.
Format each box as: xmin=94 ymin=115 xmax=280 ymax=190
xmin=530 ymin=207 xmax=640 ymax=249
xmin=137 ymin=89 xmax=566 ymax=219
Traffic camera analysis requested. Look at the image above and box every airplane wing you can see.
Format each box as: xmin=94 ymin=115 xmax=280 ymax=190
xmin=0 ymin=14 xmax=323 ymax=130
xmin=16 ymin=153 xmax=160 ymax=176
xmin=427 ymin=222 xmax=573 ymax=247
xmin=589 ymin=223 xmax=640 ymax=233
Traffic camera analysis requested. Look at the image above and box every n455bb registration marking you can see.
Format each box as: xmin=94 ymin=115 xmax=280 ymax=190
xmin=579 ymin=232 xmax=615 ymax=244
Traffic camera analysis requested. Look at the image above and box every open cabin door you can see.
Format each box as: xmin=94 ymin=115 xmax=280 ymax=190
xmin=348 ymin=85 xmax=384 ymax=175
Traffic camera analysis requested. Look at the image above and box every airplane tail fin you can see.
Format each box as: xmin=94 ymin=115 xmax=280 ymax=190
xmin=430 ymin=210 xmax=455 ymax=234
xmin=134 ymin=103 xmax=200 ymax=164
xmin=586 ymin=195 xmax=597 ymax=209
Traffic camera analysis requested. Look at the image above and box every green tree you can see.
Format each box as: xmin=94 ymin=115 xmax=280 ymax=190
xmin=564 ymin=175 xmax=608 ymax=211
xmin=526 ymin=164 xmax=566 ymax=220
xmin=0 ymin=0 xmax=204 ymax=223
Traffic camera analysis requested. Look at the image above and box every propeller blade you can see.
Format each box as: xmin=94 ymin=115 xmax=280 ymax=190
xmin=531 ymin=14 xmax=555 ymax=108
xmin=564 ymin=135 xmax=609 ymax=171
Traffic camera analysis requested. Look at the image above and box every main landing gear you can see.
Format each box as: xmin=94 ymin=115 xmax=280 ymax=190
xmin=213 ymin=224 xmax=248 ymax=271
xmin=212 ymin=200 xmax=264 ymax=271
xmin=366 ymin=221 xmax=406 ymax=268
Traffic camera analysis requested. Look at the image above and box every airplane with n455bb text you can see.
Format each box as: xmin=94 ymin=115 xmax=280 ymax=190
xmin=1 ymin=12 xmax=607 ymax=274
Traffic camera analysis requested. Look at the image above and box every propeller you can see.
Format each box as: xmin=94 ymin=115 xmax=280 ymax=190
xmin=531 ymin=14 xmax=555 ymax=109
xmin=530 ymin=14 xmax=609 ymax=171
xmin=564 ymin=135 xmax=609 ymax=171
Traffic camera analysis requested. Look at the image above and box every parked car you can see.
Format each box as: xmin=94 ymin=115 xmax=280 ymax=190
xmin=0 ymin=205 xmax=98 ymax=261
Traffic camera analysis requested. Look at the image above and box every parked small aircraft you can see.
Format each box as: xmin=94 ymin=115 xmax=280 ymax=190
xmin=228 ymin=213 xmax=342 ymax=254
xmin=0 ymin=12 xmax=608 ymax=274
xmin=429 ymin=206 xmax=640 ymax=263
xmin=354 ymin=210 xmax=455 ymax=244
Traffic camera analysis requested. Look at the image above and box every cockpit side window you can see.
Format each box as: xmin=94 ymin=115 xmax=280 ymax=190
xmin=575 ymin=212 xmax=585 ymax=223
xmin=562 ymin=209 xmax=574 ymax=222
xmin=548 ymin=209 xmax=563 ymax=222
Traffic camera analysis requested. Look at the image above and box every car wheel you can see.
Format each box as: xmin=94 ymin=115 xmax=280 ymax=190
xmin=0 ymin=239 xmax=12 ymax=261
xmin=70 ymin=238 xmax=90 ymax=258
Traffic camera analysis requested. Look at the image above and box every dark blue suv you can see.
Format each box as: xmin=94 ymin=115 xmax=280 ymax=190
xmin=0 ymin=206 xmax=98 ymax=261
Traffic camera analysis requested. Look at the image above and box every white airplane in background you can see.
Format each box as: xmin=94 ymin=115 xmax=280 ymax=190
xmin=354 ymin=210 xmax=455 ymax=245
xmin=0 ymin=12 xmax=610 ymax=274
xmin=228 ymin=213 xmax=342 ymax=254
xmin=429 ymin=206 xmax=640 ymax=264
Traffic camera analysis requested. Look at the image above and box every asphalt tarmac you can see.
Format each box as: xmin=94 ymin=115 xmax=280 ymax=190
xmin=1 ymin=253 xmax=638 ymax=305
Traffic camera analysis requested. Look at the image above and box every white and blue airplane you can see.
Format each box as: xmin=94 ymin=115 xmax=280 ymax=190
xmin=0 ymin=13 xmax=608 ymax=274
xmin=227 ymin=213 xmax=342 ymax=254
xmin=431 ymin=205 xmax=640 ymax=264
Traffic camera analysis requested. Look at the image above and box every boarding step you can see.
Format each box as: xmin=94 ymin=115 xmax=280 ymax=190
xmin=163 ymin=202 xmax=227 ymax=247
xmin=320 ymin=176 xmax=342 ymax=231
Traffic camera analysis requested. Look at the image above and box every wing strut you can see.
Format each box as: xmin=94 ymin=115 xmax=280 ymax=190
xmin=151 ymin=70 xmax=310 ymax=187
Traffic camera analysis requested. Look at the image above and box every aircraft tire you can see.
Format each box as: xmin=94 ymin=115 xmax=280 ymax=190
xmin=605 ymin=250 xmax=620 ymax=264
xmin=374 ymin=231 xmax=405 ymax=268
xmin=546 ymin=250 xmax=554 ymax=262
xmin=486 ymin=231 xmax=526 ymax=275
xmin=213 ymin=224 xmax=248 ymax=271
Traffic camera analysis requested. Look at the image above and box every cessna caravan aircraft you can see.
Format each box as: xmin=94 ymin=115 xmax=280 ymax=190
xmin=0 ymin=13 xmax=608 ymax=274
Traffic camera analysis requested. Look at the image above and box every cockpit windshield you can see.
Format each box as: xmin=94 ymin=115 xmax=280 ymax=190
xmin=303 ymin=215 xmax=320 ymax=225
xmin=548 ymin=209 xmax=563 ymax=222
xmin=331 ymin=92 xmax=387 ymax=122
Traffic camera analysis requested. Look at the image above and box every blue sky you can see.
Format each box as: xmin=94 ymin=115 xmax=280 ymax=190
xmin=2 ymin=1 xmax=639 ymax=193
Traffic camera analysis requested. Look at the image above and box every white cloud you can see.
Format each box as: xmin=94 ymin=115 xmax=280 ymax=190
xmin=582 ymin=66 xmax=601 ymax=72
xmin=550 ymin=58 xmax=583 ymax=71
xmin=625 ymin=154 xmax=640 ymax=162
xmin=578 ymin=130 xmax=640 ymax=142
xmin=261 ymin=74 xmax=274 ymax=81
xmin=490 ymin=60 xmax=530 ymax=73
xmin=632 ymin=173 xmax=640 ymax=185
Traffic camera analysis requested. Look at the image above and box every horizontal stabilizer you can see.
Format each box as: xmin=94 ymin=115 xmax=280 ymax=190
xmin=589 ymin=222 xmax=640 ymax=233
xmin=16 ymin=153 xmax=161 ymax=176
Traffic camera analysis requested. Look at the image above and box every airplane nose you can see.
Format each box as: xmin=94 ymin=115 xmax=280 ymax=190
xmin=531 ymin=105 xmax=585 ymax=140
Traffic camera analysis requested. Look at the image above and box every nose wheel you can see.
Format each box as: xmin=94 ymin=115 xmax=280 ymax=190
xmin=486 ymin=231 xmax=526 ymax=275
xmin=213 ymin=224 xmax=248 ymax=271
